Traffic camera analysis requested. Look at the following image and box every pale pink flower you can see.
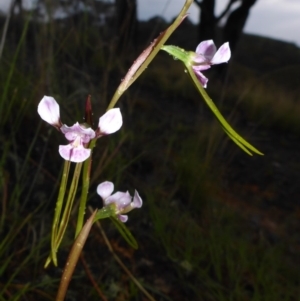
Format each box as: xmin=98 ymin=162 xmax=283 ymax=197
xmin=191 ymin=40 xmax=231 ymax=88
xmin=38 ymin=96 xmax=123 ymax=162
xmin=97 ymin=181 xmax=143 ymax=222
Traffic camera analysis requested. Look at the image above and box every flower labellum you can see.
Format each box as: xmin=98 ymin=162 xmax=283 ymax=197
xmin=59 ymin=122 xmax=96 ymax=162
xmin=97 ymin=181 xmax=143 ymax=222
xmin=37 ymin=96 xmax=123 ymax=163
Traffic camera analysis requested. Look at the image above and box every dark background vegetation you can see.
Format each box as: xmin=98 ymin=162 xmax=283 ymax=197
xmin=1 ymin=0 xmax=300 ymax=300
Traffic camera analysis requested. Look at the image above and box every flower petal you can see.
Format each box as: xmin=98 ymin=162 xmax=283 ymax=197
xmin=61 ymin=122 xmax=95 ymax=142
xmin=119 ymin=190 xmax=143 ymax=214
xmin=132 ymin=190 xmax=143 ymax=208
xmin=59 ymin=144 xmax=91 ymax=162
xmin=192 ymin=64 xmax=211 ymax=72
xmin=195 ymin=40 xmax=216 ymax=61
xmin=38 ymin=96 xmax=61 ymax=127
xmin=192 ymin=53 xmax=207 ymax=64
xmin=97 ymin=181 xmax=114 ymax=200
xmin=118 ymin=214 xmax=128 ymax=223
xmin=211 ymin=42 xmax=231 ymax=65
xmin=192 ymin=67 xmax=209 ymax=88
xmin=105 ymin=191 xmax=131 ymax=208
xmin=98 ymin=108 xmax=123 ymax=135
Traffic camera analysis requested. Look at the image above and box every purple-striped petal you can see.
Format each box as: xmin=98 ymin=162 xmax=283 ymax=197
xmin=211 ymin=42 xmax=231 ymax=64
xmin=195 ymin=40 xmax=216 ymax=61
xmin=61 ymin=122 xmax=95 ymax=143
xmin=38 ymin=96 xmax=61 ymax=128
xmin=59 ymin=144 xmax=91 ymax=162
xmin=193 ymin=67 xmax=209 ymax=88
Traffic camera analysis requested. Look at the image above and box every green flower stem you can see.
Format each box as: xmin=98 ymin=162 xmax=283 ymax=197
xmin=93 ymin=206 xmax=118 ymax=221
xmin=75 ymin=158 xmax=91 ymax=237
xmin=45 ymin=160 xmax=71 ymax=268
xmin=75 ymin=139 xmax=97 ymax=238
xmin=160 ymin=45 xmax=189 ymax=62
xmin=107 ymin=0 xmax=193 ymax=110
xmin=186 ymin=65 xmax=263 ymax=156
xmin=94 ymin=209 xmax=138 ymax=249
xmin=56 ymin=210 xmax=97 ymax=301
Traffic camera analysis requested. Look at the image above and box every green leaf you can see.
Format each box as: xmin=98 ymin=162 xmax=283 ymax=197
xmin=186 ymin=66 xmax=263 ymax=156
xmin=110 ymin=217 xmax=138 ymax=249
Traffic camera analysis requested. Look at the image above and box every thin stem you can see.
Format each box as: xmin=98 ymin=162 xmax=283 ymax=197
xmin=107 ymin=0 xmax=193 ymax=110
xmin=56 ymin=210 xmax=97 ymax=301
xmin=75 ymin=138 xmax=97 ymax=237
xmin=75 ymin=156 xmax=91 ymax=237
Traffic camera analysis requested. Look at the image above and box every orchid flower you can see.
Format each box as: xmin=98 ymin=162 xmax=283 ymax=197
xmin=190 ymin=40 xmax=231 ymax=88
xmin=97 ymin=181 xmax=143 ymax=222
xmin=161 ymin=40 xmax=231 ymax=88
xmin=38 ymin=96 xmax=122 ymax=163
xmin=161 ymin=42 xmax=262 ymax=156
